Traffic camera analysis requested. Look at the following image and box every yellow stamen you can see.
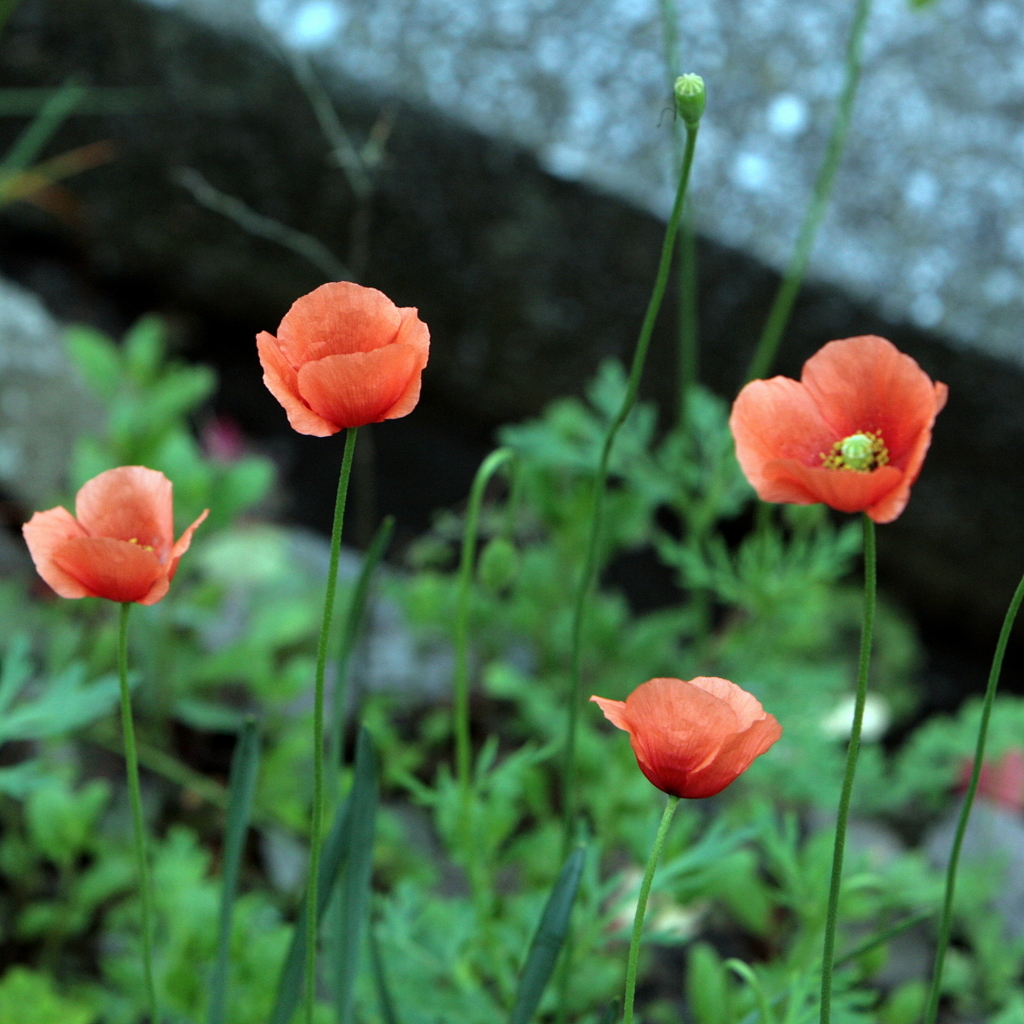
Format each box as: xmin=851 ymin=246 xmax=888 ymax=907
xmin=821 ymin=431 xmax=889 ymax=473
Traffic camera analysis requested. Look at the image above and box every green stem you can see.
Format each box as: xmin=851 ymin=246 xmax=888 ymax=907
xmin=623 ymin=796 xmax=679 ymax=1024
xmin=117 ymin=602 xmax=159 ymax=1023
xmin=923 ymin=566 xmax=1024 ymax=1024
xmin=657 ymin=0 xmax=699 ymax=425
xmin=328 ymin=514 xmax=394 ymax=801
xmin=561 ymin=122 xmax=699 ymax=853
xmin=304 ymin=427 xmax=358 ymax=1024
xmin=819 ymin=514 xmax=875 ymax=1024
xmin=454 ymin=448 xmax=514 ymax=795
xmin=744 ymin=0 xmax=872 ymax=383
xmin=677 ymin=205 xmax=699 ymax=425
xmin=453 ymin=448 xmax=514 ymax=911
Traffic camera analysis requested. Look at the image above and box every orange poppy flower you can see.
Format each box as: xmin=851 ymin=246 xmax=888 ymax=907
xmin=257 ymin=281 xmax=430 ymax=436
xmin=22 ymin=466 xmax=208 ymax=605
xmin=591 ymin=677 xmax=781 ymax=799
xmin=730 ymin=335 xmax=947 ymax=523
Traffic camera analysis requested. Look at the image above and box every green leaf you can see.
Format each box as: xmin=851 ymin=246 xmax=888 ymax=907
xmin=0 ymin=79 xmax=87 ymax=177
xmin=333 ymin=726 xmax=379 ymax=1024
xmin=507 ymin=845 xmax=586 ymax=1024
xmin=0 ymin=966 xmax=96 ymax=1024
xmin=0 ymin=762 xmax=46 ymax=799
xmin=26 ymin=776 xmax=110 ymax=868
xmin=687 ymin=942 xmax=730 ymax=1024
xmin=214 ymin=456 xmax=275 ymax=521
xmin=0 ymin=663 xmax=120 ymax=745
xmin=0 ymin=635 xmax=32 ymax=717
xmin=368 ymin=924 xmax=402 ymax=1024
xmin=209 ymin=718 xmax=261 ymax=1024
xmin=64 ymin=326 xmax=121 ymax=399
xmin=122 ymin=315 xmax=167 ymax=386
xmin=174 ymin=698 xmax=250 ymax=735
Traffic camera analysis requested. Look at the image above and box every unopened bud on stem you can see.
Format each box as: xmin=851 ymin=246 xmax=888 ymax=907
xmin=674 ymin=74 xmax=706 ymax=128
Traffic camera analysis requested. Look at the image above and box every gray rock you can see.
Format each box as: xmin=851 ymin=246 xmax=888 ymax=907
xmin=155 ymin=0 xmax=1024 ymax=371
xmin=925 ymin=796 xmax=1024 ymax=941
xmin=197 ymin=524 xmax=453 ymax=703
xmin=0 ymin=275 xmax=100 ymax=509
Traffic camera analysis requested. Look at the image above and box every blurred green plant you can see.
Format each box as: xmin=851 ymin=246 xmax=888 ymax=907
xmin=65 ymin=315 xmax=273 ymax=529
xmin=0 ymin=324 xmax=1018 ymax=1024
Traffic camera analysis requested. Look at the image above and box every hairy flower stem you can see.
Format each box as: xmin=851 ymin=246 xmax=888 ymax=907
xmin=304 ymin=426 xmax=358 ymax=1024
xmin=623 ymin=796 xmax=679 ymax=1024
xmin=561 ymin=121 xmax=699 ymax=854
xmin=744 ymin=0 xmax=872 ymax=384
xmin=117 ymin=601 xmax=159 ymax=1023
xmin=819 ymin=514 xmax=875 ymax=1024
xmin=924 ymin=566 xmax=1024 ymax=1024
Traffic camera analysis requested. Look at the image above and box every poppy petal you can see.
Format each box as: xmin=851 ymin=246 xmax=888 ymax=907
xmin=772 ymin=462 xmax=904 ymax=515
xmin=276 ymin=282 xmax=403 ymax=365
xmin=75 ymin=466 xmax=174 ymax=558
xmin=590 ymin=695 xmax=630 ymax=731
xmin=166 ymin=508 xmax=210 ymax=581
xmin=801 ymin=336 xmax=944 ymax=466
xmin=683 ymin=717 xmax=783 ymax=798
xmin=730 ymin=377 xmax=835 ymax=502
xmin=688 ymin=676 xmax=769 ymax=731
xmin=297 ymin=344 xmax=422 ymax=429
xmin=22 ymin=507 xmax=90 ymax=599
xmin=379 ymin=309 xmax=430 ymax=421
xmin=625 ymin=678 xmax=738 ymax=777
xmin=861 ymin=379 xmax=948 ymax=523
xmin=258 ymin=332 xmax=339 ymax=437
xmin=53 ymin=536 xmax=166 ymax=604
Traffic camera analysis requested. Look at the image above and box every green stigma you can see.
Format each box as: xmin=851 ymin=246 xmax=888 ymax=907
xmin=821 ymin=431 xmax=889 ymax=473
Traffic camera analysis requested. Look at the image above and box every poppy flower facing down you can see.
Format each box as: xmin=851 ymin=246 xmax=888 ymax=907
xmin=23 ymin=466 xmax=208 ymax=605
xmin=257 ymin=281 xmax=430 ymax=436
xmin=730 ymin=336 xmax=947 ymax=523
xmin=591 ymin=677 xmax=781 ymax=799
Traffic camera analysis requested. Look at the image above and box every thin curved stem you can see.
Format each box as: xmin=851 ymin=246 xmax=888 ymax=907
xmin=744 ymin=0 xmax=872 ymax=383
xmin=623 ymin=796 xmax=679 ymax=1024
xmin=561 ymin=122 xmax=700 ymax=852
xmin=454 ymin=447 xmax=514 ymax=793
xmin=304 ymin=426 xmax=358 ymax=1024
xmin=819 ymin=514 xmax=875 ymax=1024
xmin=923 ymin=566 xmax=1024 ymax=1024
xmin=118 ymin=601 xmax=159 ymax=1023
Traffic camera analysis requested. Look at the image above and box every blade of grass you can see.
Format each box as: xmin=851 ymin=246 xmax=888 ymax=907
xmin=269 ymin=784 xmax=354 ymax=1024
xmin=208 ymin=718 xmax=261 ymax=1024
xmin=0 ymin=86 xmax=144 ymax=116
xmin=508 ymin=845 xmax=586 ymax=1024
xmin=368 ymin=923 xmax=402 ymax=1024
xmin=0 ymin=78 xmax=87 ymax=177
xmin=328 ymin=516 xmax=394 ymax=789
xmin=332 ymin=727 xmax=378 ymax=1024
xmin=744 ymin=0 xmax=872 ymax=382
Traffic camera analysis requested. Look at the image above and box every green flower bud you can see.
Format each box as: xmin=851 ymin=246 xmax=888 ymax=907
xmin=674 ymin=73 xmax=706 ymax=128
xmin=478 ymin=537 xmax=520 ymax=594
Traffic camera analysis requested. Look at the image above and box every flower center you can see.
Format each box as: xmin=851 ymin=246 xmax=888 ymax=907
xmin=128 ymin=537 xmax=155 ymax=552
xmin=821 ymin=431 xmax=889 ymax=473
